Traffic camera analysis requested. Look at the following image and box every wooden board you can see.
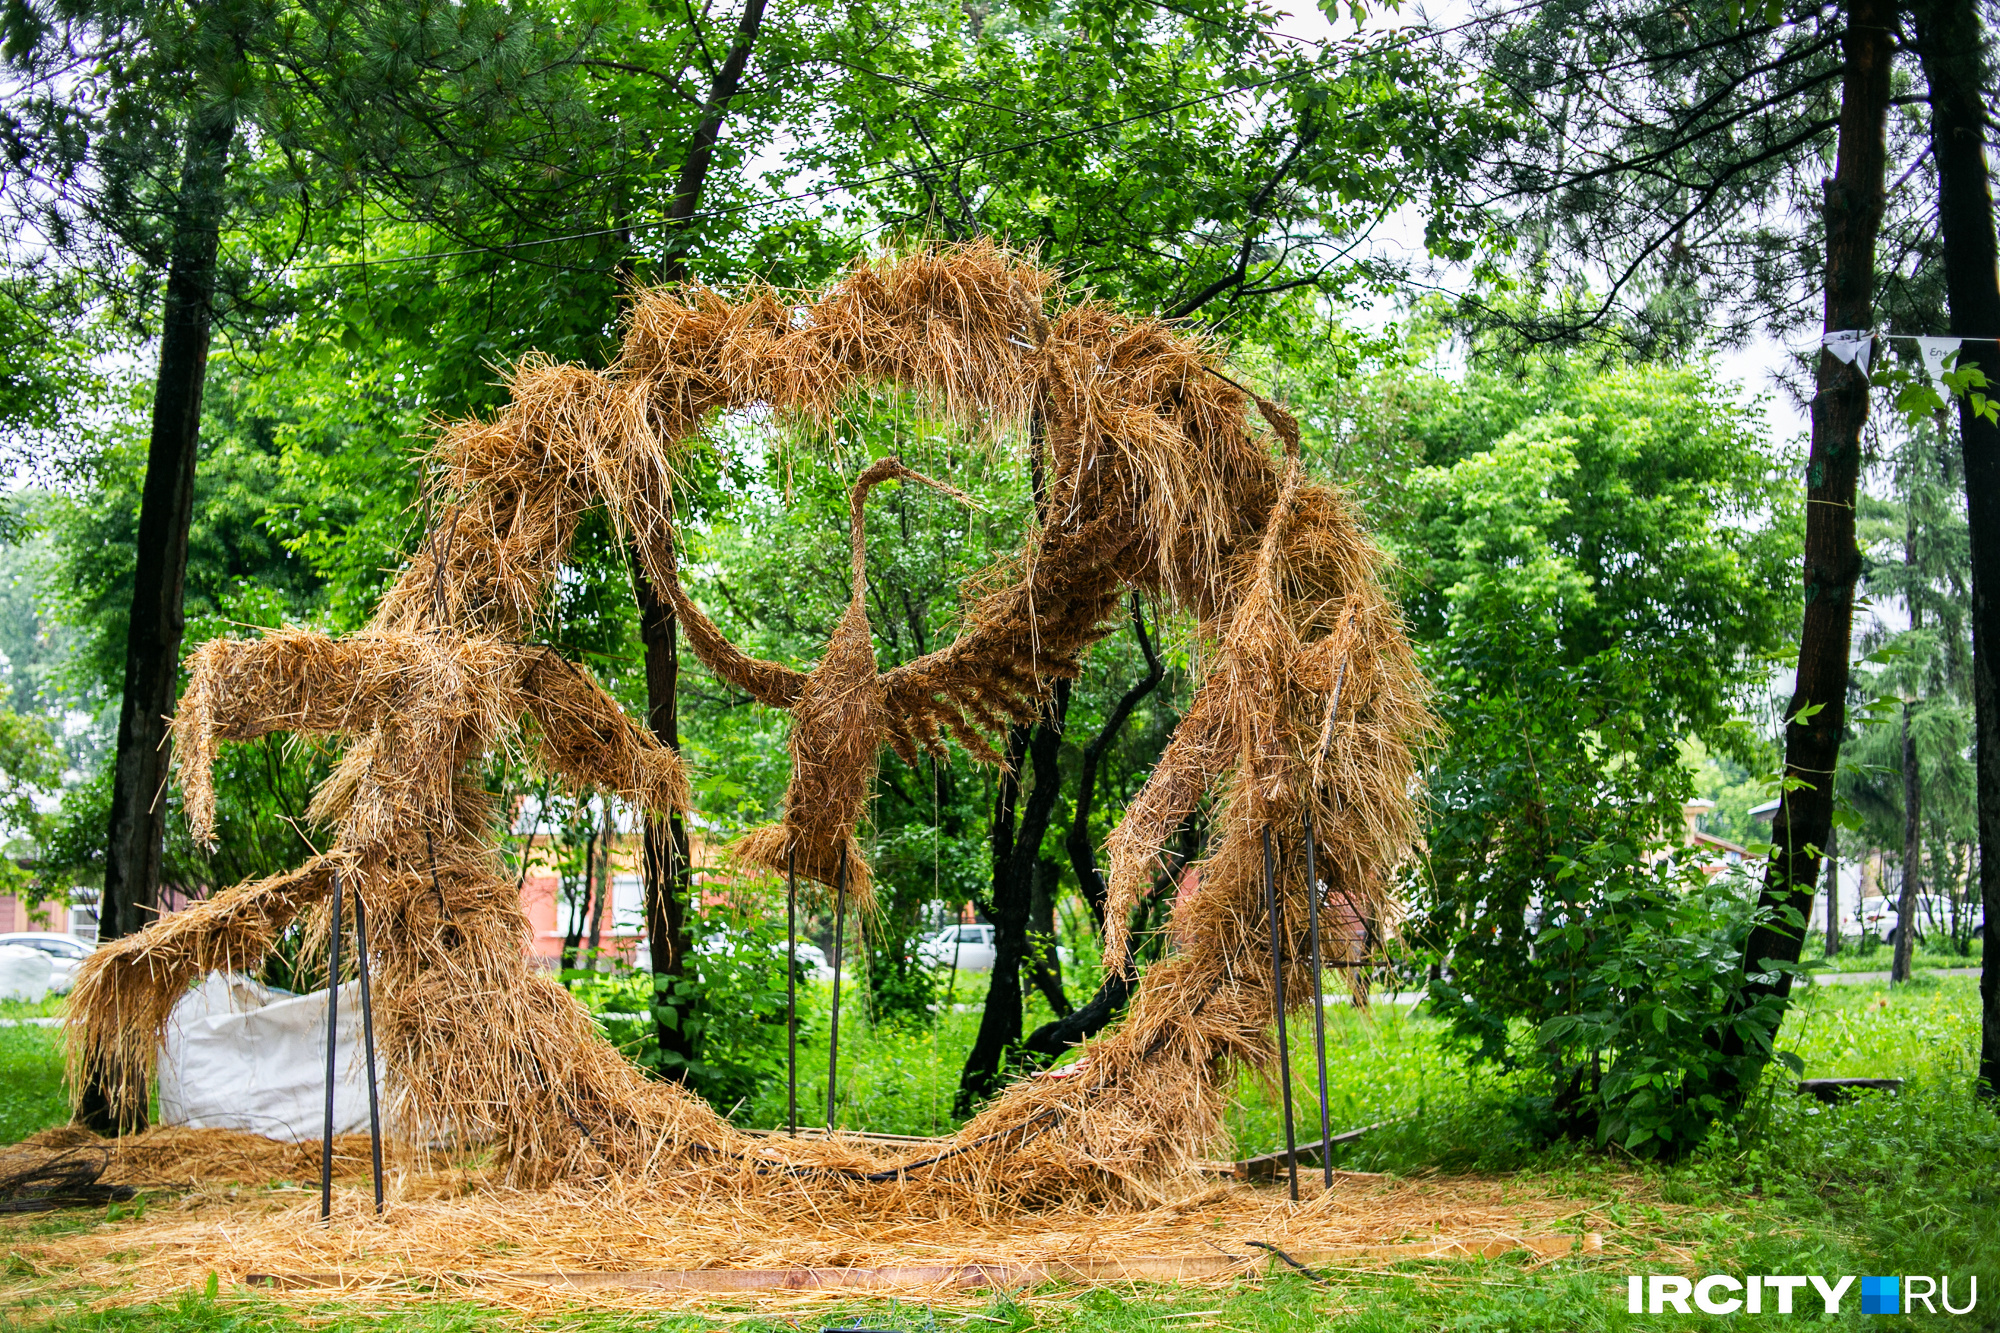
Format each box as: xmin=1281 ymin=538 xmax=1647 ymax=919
xmin=247 ymin=1233 xmax=1603 ymax=1293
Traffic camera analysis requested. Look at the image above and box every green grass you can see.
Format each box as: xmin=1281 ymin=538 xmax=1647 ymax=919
xmin=4 ymin=977 xmax=1995 ymax=1331
xmin=1782 ymin=973 xmax=1984 ymax=1081
xmin=1809 ymin=934 xmax=1982 ymax=973
xmin=1227 ymin=998 xmax=1458 ymax=1158
xmin=0 ymin=994 xmax=65 ymax=1022
xmin=0 ymin=1024 xmax=66 ymax=1146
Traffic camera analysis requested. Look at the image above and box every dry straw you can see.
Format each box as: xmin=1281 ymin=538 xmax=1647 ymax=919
xmin=3 ymin=1126 xmax=1650 ymax=1316
xmin=68 ymin=242 xmax=1433 ymax=1203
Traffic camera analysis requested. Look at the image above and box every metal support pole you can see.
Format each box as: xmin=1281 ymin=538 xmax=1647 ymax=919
xmin=1304 ymin=821 xmax=1332 ymax=1191
xmin=1263 ymin=826 xmax=1298 ymax=1202
xmin=787 ymin=845 xmax=798 ymax=1138
xmin=352 ymin=891 xmax=385 ymax=1215
xmin=826 ymin=842 xmax=848 ymax=1134
xmin=320 ymin=873 xmax=344 ymax=1222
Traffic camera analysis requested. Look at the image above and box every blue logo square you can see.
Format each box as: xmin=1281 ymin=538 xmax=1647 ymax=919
xmin=1861 ymin=1276 xmax=1900 ymax=1315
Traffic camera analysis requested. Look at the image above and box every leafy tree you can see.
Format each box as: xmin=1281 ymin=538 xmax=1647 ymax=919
xmin=37 ymin=358 xmax=342 ymax=899
xmin=1453 ymin=0 xmax=1902 ymax=1111
xmin=1843 ymin=415 xmax=1979 ymax=966
xmin=821 ymin=0 xmax=1494 ymax=326
xmin=1396 ymin=352 xmax=1798 ymax=1151
xmin=0 ymin=704 xmax=63 ymax=906
xmin=1451 ymin=0 xmax=2000 ymax=1103
xmin=1 ymin=0 xmax=625 ymax=1120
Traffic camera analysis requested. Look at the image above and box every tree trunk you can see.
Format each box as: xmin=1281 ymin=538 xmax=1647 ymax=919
xmin=1894 ymin=703 xmax=1923 ymax=981
xmin=79 ymin=108 xmax=235 ymax=1135
xmin=1020 ymin=825 xmax=1191 ymax=1067
xmin=1823 ymin=826 xmax=1841 ymax=957
xmin=1004 ymin=595 xmax=1169 ymax=1062
xmin=627 ymin=0 xmax=768 ymax=1084
xmin=1025 ymin=857 xmax=1071 ymax=1017
xmin=1909 ymin=0 xmax=2000 ymax=1102
xmin=562 ymin=822 xmax=599 ymax=971
xmin=1064 ymin=595 xmax=1164 ymax=928
xmin=1715 ymin=0 xmax=1892 ymax=1100
xmin=957 ymin=684 xmax=1070 ymax=1112
xmin=586 ymin=800 xmax=608 ymax=961
xmin=634 ymin=567 xmax=697 ymax=1077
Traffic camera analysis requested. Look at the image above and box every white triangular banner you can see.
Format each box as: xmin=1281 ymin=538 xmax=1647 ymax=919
xmin=1823 ymin=329 xmax=1874 ymax=375
xmin=1916 ymin=335 xmax=1964 ymax=387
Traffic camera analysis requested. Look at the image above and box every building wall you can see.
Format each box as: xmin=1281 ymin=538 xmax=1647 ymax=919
xmin=517 ymin=832 xmax=648 ymax=968
xmin=0 ymin=895 xmax=73 ymax=935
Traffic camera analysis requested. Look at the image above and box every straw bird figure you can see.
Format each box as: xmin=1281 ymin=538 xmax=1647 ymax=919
xmin=666 ymin=456 xmax=976 ymax=911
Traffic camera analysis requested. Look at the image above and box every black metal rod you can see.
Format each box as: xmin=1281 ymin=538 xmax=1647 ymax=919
xmin=352 ymin=891 xmax=385 ymax=1215
xmin=787 ymin=845 xmax=798 ymax=1138
xmin=1263 ymin=826 xmax=1298 ymax=1202
xmin=320 ymin=873 xmax=344 ymax=1222
xmin=1303 ymin=820 xmax=1332 ymax=1191
xmin=826 ymin=842 xmax=848 ymax=1134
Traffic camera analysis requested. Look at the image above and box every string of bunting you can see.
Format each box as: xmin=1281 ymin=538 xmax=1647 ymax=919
xmin=1820 ymin=329 xmax=1998 ymax=382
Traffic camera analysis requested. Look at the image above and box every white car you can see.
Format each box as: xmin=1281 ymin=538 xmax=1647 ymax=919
xmin=916 ymin=924 xmax=1071 ymax=973
xmin=0 ymin=932 xmax=95 ymax=994
xmin=920 ymin=923 xmax=998 ymax=972
xmin=1849 ymin=895 xmax=1984 ymax=945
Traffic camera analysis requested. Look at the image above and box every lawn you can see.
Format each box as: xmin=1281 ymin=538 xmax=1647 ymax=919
xmin=1810 ymin=934 xmax=1983 ymax=974
xmin=0 ymin=998 xmax=67 ymax=1148
xmin=2 ymin=976 xmax=1994 ymax=1331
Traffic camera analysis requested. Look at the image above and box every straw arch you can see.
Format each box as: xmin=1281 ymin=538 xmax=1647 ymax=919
xmin=67 ymin=243 xmax=1432 ymax=1202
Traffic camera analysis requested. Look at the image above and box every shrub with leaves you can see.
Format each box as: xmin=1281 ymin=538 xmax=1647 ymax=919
xmin=640 ymin=901 xmax=817 ymax=1111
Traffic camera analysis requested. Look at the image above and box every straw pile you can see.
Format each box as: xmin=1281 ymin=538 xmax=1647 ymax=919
xmin=1 ymin=1126 xmax=1657 ymax=1316
xmin=67 ymin=242 xmax=1431 ymax=1202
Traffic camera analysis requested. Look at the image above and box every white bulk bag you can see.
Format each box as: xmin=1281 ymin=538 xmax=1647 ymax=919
xmin=0 ymin=944 xmax=52 ymax=1002
xmin=158 ymin=972 xmax=385 ymax=1141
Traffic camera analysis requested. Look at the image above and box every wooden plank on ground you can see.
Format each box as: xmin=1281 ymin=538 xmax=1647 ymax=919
xmin=246 ymin=1233 xmax=1602 ymax=1293
xmin=1235 ymin=1124 xmax=1383 ymax=1179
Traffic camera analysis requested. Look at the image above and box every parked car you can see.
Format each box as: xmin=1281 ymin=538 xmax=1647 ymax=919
xmin=919 ymin=923 xmax=998 ymax=972
xmin=0 ymin=932 xmax=96 ymax=994
xmin=1850 ymin=895 xmax=1984 ymax=946
xmin=916 ymin=924 xmax=1070 ymax=972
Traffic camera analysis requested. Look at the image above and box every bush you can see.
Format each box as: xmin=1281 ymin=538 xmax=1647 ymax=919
xmin=1429 ymin=850 xmax=1798 ymax=1157
xmin=568 ymin=901 xmax=818 ymax=1112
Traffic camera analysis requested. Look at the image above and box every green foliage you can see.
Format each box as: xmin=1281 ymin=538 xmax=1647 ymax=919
xmin=1838 ymin=413 xmax=1981 ymax=950
xmin=1528 ymin=872 xmax=1801 ymax=1155
xmin=1396 ymin=352 xmax=1800 ymax=1153
xmin=1394 ymin=358 xmax=1799 ymax=718
xmin=1884 ymin=349 xmax=2000 ymax=429
xmin=1685 ymin=740 xmax=1773 ymax=847
xmin=0 ymin=1024 xmax=67 ymax=1146
xmin=0 ymin=701 xmax=61 ymax=902
xmin=637 ymin=901 xmax=818 ymax=1110
xmin=36 ymin=366 xmax=341 ymax=897
xmin=823 ymin=0 xmax=1501 ymax=325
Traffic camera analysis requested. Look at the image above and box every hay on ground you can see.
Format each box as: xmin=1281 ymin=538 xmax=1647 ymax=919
xmin=0 ymin=1126 xmax=1655 ymax=1317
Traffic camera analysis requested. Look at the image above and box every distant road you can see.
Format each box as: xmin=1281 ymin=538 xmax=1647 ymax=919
xmin=1814 ymin=967 xmax=1981 ymax=986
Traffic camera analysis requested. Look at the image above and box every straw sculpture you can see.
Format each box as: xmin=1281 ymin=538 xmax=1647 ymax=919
xmin=67 ymin=242 xmax=1431 ymax=1203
